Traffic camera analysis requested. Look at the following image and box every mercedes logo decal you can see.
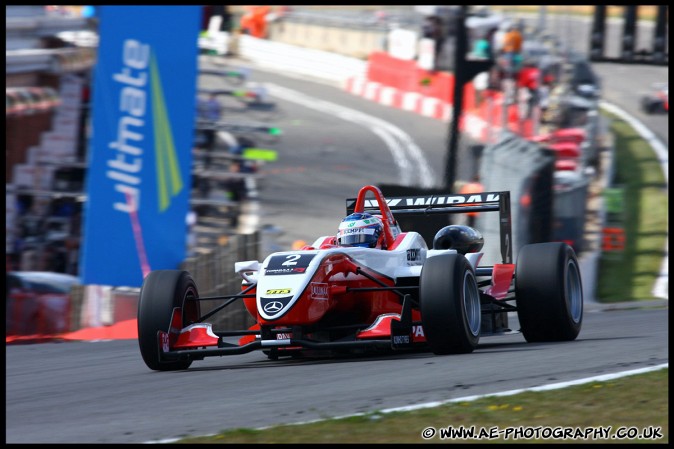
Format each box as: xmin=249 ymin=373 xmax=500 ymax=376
xmin=263 ymin=301 xmax=284 ymax=314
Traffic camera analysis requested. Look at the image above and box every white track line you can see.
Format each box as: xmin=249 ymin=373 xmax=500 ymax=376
xmin=264 ymin=83 xmax=437 ymax=188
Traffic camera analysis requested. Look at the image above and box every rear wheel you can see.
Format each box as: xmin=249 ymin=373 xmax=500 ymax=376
xmin=515 ymin=242 xmax=583 ymax=342
xmin=420 ymin=254 xmax=481 ymax=354
xmin=138 ymin=270 xmax=201 ymax=371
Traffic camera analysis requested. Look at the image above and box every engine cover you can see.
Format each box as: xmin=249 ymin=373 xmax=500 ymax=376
xmin=432 ymin=225 xmax=484 ymax=254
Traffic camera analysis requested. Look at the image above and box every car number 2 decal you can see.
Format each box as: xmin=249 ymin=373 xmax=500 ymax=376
xmin=281 ymin=254 xmax=302 ymax=266
xmin=265 ymin=254 xmax=315 ymax=275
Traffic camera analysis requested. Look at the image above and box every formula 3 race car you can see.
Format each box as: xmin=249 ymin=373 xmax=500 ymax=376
xmin=137 ymin=185 xmax=583 ymax=371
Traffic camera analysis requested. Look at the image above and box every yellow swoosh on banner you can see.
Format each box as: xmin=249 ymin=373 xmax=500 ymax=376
xmin=151 ymin=54 xmax=183 ymax=212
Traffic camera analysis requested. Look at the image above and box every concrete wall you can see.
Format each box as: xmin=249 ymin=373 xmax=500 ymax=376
xmin=267 ymin=20 xmax=386 ymax=60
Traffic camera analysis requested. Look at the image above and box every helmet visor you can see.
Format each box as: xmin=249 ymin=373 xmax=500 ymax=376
xmin=337 ymin=227 xmax=379 ymax=247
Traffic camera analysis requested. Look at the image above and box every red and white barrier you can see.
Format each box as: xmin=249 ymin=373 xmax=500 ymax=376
xmin=345 ymin=76 xmax=452 ymax=121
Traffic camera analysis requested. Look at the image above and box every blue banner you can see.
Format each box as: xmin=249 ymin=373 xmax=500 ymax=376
xmin=80 ymin=6 xmax=201 ymax=287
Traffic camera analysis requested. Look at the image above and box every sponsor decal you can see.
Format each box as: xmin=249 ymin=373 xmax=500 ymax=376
xmin=259 ymin=295 xmax=293 ymax=317
xmin=311 ymin=282 xmax=329 ymax=300
xmin=265 ymin=289 xmax=291 ymax=295
xmin=276 ymin=332 xmax=292 ymax=340
xmin=352 ymin=193 xmax=501 ymax=210
xmin=102 ymin=44 xmax=184 ymax=215
xmin=161 ymin=332 xmax=169 ymax=352
xmin=263 ymin=301 xmax=284 ymax=314
xmin=393 ymin=335 xmax=410 ymax=345
xmin=407 ymin=248 xmax=421 ymax=261
xmin=412 ymin=325 xmax=425 ymax=338
xmin=265 ymin=254 xmax=314 ymax=276
xmin=265 ymin=267 xmax=307 ymax=275
xmin=504 ymin=233 xmax=511 ymax=263
xmin=340 ymin=227 xmax=375 ymax=236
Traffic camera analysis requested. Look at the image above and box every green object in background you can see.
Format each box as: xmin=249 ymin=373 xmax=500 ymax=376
xmin=597 ymin=113 xmax=667 ymax=302
xmin=604 ymin=187 xmax=625 ymax=214
xmin=268 ymin=127 xmax=282 ymax=136
xmin=243 ymin=148 xmax=278 ymax=161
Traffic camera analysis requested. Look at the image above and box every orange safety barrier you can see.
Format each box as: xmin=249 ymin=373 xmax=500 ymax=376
xmin=6 ymin=319 xmax=139 ymax=344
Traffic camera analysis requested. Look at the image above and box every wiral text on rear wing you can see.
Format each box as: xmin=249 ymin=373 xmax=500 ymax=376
xmin=346 ymin=191 xmax=512 ymax=264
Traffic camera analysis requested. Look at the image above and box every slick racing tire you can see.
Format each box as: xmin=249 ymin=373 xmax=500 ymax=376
xmin=420 ymin=253 xmax=481 ymax=354
xmin=515 ymin=242 xmax=583 ymax=342
xmin=138 ymin=270 xmax=201 ymax=371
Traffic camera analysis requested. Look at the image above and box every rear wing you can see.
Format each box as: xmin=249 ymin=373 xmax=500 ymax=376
xmin=346 ymin=190 xmax=512 ymax=264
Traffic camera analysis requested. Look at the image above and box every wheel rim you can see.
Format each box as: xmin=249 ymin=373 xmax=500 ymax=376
xmin=565 ymin=259 xmax=583 ymax=323
xmin=463 ymin=270 xmax=481 ymax=336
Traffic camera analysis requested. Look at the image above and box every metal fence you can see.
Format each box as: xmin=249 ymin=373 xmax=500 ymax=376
xmin=66 ymin=231 xmax=261 ymax=333
xmin=180 ymin=231 xmax=260 ymax=331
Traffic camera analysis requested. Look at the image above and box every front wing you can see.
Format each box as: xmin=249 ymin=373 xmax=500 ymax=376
xmin=157 ymin=294 xmax=428 ymax=363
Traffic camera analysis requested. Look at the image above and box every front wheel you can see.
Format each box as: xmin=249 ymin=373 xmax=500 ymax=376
xmin=420 ymin=253 xmax=481 ymax=354
xmin=515 ymin=242 xmax=583 ymax=342
xmin=137 ymin=270 xmax=201 ymax=371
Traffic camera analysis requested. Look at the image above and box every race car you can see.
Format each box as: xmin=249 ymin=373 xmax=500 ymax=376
xmin=640 ymin=83 xmax=668 ymax=114
xmin=137 ymin=185 xmax=583 ymax=371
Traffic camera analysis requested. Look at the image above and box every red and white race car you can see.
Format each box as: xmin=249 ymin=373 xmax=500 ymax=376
xmin=138 ymin=185 xmax=583 ymax=371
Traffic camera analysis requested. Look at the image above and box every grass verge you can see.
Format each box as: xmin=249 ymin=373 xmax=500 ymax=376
xmin=175 ymin=368 xmax=668 ymax=444
xmin=596 ymin=113 xmax=668 ymax=302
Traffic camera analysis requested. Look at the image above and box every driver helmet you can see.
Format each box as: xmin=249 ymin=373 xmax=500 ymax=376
xmin=336 ymin=213 xmax=384 ymax=248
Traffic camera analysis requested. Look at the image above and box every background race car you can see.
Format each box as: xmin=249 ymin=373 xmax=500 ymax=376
xmin=640 ymin=82 xmax=668 ymax=114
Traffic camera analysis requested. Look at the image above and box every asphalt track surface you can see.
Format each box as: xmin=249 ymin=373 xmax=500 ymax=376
xmin=6 ymin=20 xmax=669 ymax=444
xmin=5 ymin=307 xmax=668 ymax=443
